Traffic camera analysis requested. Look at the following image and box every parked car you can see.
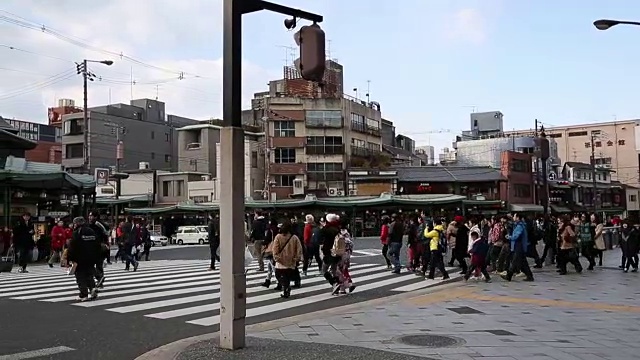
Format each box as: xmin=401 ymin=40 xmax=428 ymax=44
xmin=150 ymin=232 xmax=169 ymax=247
xmin=174 ymin=226 xmax=209 ymax=245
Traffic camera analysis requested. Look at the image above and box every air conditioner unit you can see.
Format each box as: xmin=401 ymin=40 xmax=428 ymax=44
xmin=139 ymin=162 xmax=150 ymax=170
xmin=336 ymin=189 xmax=345 ymax=197
xmin=348 ymin=189 xmax=358 ymax=196
xmin=187 ymin=142 xmax=201 ymax=150
xmin=292 ymin=179 xmax=304 ymax=195
xmin=327 ymin=187 xmax=338 ymax=197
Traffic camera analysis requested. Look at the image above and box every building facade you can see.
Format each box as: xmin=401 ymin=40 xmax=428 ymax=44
xmin=60 ymin=98 xmax=199 ymax=174
xmin=1 ymin=117 xmax=62 ymax=164
xmin=505 ymin=119 xmax=640 ymax=187
xmin=499 ymin=151 xmax=536 ymax=206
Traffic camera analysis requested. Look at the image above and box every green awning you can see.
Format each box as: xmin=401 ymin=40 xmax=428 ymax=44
xmin=395 ymin=194 xmax=466 ymax=205
xmin=550 ymin=205 xmax=571 ymax=213
xmin=510 ymin=203 xmax=544 ymax=213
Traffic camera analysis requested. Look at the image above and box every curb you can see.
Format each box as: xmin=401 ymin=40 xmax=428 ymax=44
xmin=134 ymin=276 xmax=464 ymax=360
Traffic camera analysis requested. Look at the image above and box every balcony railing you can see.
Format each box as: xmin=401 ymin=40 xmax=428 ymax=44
xmin=350 ymin=121 xmax=381 ymax=137
xmin=306 ymin=144 xmax=345 ymax=155
xmin=351 ymin=145 xmax=381 ymax=157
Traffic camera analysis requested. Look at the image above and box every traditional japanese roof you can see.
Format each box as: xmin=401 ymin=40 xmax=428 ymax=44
xmin=395 ymin=166 xmax=505 ymax=183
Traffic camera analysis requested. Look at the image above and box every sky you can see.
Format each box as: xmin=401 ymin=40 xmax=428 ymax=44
xmin=1 ymin=1 xmax=640 ymax=154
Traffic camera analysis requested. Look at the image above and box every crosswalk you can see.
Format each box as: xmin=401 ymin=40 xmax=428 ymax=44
xmin=0 ymin=260 xmax=458 ymax=328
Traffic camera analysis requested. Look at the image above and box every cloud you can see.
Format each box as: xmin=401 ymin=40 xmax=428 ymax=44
xmin=444 ymin=8 xmax=488 ymax=45
xmin=0 ymin=1 xmax=275 ymax=122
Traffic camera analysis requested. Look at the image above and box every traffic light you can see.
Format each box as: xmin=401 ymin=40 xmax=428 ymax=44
xmin=294 ymin=23 xmax=326 ymax=82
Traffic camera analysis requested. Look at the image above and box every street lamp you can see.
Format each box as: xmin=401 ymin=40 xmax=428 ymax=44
xmin=593 ymin=19 xmax=640 ymax=30
xmin=78 ymin=59 xmax=114 ymax=173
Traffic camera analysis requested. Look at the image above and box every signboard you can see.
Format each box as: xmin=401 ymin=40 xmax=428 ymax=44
xmin=94 ymin=168 xmax=109 ymax=186
xmin=548 ymin=172 xmax=557 ymax=181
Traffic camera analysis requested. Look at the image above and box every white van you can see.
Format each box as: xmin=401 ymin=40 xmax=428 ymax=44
xmin=174 ymin=226 xmax=209 ymax=245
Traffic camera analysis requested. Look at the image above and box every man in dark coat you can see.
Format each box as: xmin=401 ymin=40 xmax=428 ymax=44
xmin=13 ymin=212 xmax=35 ymax=273
xmin=67 ymin=217 xmax=101 ymax=301
xmin=208 ymin=214 xmax=220 ymax=270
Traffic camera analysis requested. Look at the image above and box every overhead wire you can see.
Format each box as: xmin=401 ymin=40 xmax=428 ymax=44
xmin=0 ymin=10 xmax=210 ymax=79
xmin=0 ymin=68 xmax=77 ymax=101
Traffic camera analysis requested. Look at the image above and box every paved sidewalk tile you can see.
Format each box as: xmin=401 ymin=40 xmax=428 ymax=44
xmin=251 ymin=263 xmax=640 ymax=360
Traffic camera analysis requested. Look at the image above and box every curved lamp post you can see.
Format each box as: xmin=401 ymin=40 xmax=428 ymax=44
xmin=594 ymin=19 xmax=640 ymax=30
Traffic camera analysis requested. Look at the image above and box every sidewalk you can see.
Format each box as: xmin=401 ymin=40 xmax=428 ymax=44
xmin=156 ymin=258 xmax=640 ymax=360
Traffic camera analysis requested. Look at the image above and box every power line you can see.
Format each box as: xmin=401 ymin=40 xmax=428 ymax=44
xmin=0 ymin=11 xmax=211 ymax=79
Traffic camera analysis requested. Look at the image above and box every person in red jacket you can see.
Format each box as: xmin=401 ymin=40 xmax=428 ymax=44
xmin=49 ymin=220 xmax=66 ymax=267
xmin=380 ymin=216 xmax=391 ymax=269
xmin=302 ymin=214 xmax=315 ymax=276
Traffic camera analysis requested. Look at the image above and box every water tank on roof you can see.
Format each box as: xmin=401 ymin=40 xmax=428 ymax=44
xmin=58 ymin=99 xmax=75 ymax=107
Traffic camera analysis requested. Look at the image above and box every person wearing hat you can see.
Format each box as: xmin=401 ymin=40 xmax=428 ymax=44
xmin=67 ymin=217 xmax=102 ymax=301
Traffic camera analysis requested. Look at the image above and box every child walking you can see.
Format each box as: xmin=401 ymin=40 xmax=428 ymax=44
xmin=465 ymin=230 xmax=491 ymax=283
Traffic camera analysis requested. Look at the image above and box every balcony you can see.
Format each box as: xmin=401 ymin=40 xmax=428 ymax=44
xmin=351 ymin=121 xmax=381 ymax=137
xmin=307 ymin=171 xmax=345 ymax=182
xmin=350 ymin=145 xmax=381 ymax=157
xmin=306 ymin=144 xmax=345 ymax=155
xmin=271 ymin=136 xmax=306 ymax=148
xmin=269 ymin=162 xmax=306 ymax=175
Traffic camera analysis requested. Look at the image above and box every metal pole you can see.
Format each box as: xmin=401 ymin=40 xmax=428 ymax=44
xmin=219 ymin=0 xmax=247 ymax=350
xmin=82 ymin=59 xmax=90 ymax=173
xmin=591 ymin=133 xmax=598 ymax=214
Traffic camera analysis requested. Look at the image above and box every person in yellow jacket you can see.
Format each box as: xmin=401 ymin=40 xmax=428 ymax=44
xmin=422 ymin=219 xmax=450 ymax=280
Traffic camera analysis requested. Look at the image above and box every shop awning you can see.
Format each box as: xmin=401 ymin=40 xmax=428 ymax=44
xmin=550 ymin=205 xmax=572 ymax=213
xmin=510 ymin=203 xmax=544 ymax=213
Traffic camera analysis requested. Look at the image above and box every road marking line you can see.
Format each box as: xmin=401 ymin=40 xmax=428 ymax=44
xmin=465 ymin=294 xmax=640 ymax=313
xmin=145 ymin=264 xmax=388 ymax=319
xmin=0 ymin=346 xmax=75 ymax=360
xmin=389 ymin=267 xmax=459 ymax=292
xmin=108 ymin=264 xmax=378 ymax=314
xmin=186 ymin=267 xmax=425 ymax=326
xmin=404 ymin=287 xmax=477 ymax=306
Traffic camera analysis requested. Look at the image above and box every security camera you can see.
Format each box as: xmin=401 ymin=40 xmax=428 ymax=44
xmin=284 ymin=17 xmax=297 ymax=30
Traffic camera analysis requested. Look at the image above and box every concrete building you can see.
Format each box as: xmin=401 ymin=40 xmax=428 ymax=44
xmin=415 ymin=145 xmax=435 ymax=165
xmin=454 ymin=136 xmax=560 ymax=169
xmin=176 ymin=123 xmax=266 ymax=201
xmin=505 ymin=119 xmax=640 ymax=187
xmin=60 ymin=98 xmax=199 ymax=174
xmin=1 ymin=116 xmax=62 ymax=164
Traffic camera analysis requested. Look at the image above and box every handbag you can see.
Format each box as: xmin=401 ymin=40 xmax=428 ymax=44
xmin=244 ymin=246 xmax=254 ymax=267
xmin=0 ymin=245 xmax=15 ymax=273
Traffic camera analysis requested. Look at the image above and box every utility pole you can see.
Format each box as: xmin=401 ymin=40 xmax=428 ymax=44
xmin=535 ymin=123 xmax=550 ymax=217
xmin=220 ymin=0 xmax=324 ymax=350
xmin=590 ymin=132 xmax=598 ymax=214
xmin=77 ymin=59 xmax=114 ymax=174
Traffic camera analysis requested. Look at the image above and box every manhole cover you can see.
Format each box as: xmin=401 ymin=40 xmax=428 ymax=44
xmin=397 ymin=335 xmax=465 ymax=348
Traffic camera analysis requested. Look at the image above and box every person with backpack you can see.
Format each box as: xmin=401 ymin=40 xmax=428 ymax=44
xmin=271 ymin=220 xmax=303 ymax=299
xmin=423 ymin=218 xmax=450 ymax=280
xmin=333 ymin=227 xmax=356 ymax=295
xmin=320 ymin=213 xmax=342 ymax=286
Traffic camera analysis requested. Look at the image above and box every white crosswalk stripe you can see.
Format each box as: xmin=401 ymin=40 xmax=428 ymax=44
xmin=0 ymin=260 xmax=457 ymax=327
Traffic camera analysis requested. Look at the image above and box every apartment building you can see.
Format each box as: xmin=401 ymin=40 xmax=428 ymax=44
xmin=505 ymin=119 xmax=640 ymax=187
xmin=60 ymin=98 xmax=199 ymax=174
xmin=176 ymin=122 xmax=266 ymax=201
xmin=1 ymin=116 xmax=62 ymax=164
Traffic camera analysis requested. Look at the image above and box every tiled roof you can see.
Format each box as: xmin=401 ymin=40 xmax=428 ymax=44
xmin=383 ymin=145 xmax=417 ymax=159
xmin=395 ymin=166 xmax=505 ymax=182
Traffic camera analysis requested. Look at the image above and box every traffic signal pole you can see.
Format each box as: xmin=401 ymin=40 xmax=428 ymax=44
xmin=219 ymin=0 xmax=323 ymax=350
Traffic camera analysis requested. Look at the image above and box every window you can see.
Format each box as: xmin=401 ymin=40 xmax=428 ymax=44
xmin=151 ymin=131 xmax=155 ymax=139
xmin=274 ymin=148 xmax=296 ymax=163
xmin=602 ymin=172 xmax=607 ymax=181
xmin=510 ymin=159 xmax=529 ymax=172
xmin=305 ymin=110 xmax=342 ymax=128
xmin=65 ymin=143 xmax=84 ymax=159
xmin=306 ymin=136 xmax=344 ymax=154
xmin=568 ymin=131 xmax=588 ymax=137
xmin=162 ymin=181 xmax=170 ymax=197
xmin=275 ymin=175 xmax=295 ymax=187
xmin=165 ymin=154 xmax=171 ymax=162
xmin=514 ymin=184 xmax=531 ymax=198
xmin=175 ymin=180 xmax=184 ymax=197
xmin=366 ymin=118 xmax=380 ymax=130
xmin=273 ymin=121 xmax=295 ymax=137
xmin=251 ymin=151 xmax=258 ymax=168
xmin=63 ymin=119 xmax=83 ymax=135
xmin=591 ymin=130 xmax=601 ymax=135
xmin=350 ymin=113 xmax=366 ymax=133
xmin=595 ymin=157 xmax=612 ymax=165
xmin=351 ymin=138 xmax=365 ymax=147
xmin=307 ymin=163 xmax=343 ymax=181
xmin=165 ymin=133 xmax=170 ymax=142
xmin=367 ymin=142 xmax=380 ymax=151
xmin=549 ymin=133 xmax=562 ymax=138
xmin=630 ymin=194 xmax=637 ymax=202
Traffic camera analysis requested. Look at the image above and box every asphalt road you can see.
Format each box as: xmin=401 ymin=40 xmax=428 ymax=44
xmin=0 ymin=237 xmax=430 ymax=360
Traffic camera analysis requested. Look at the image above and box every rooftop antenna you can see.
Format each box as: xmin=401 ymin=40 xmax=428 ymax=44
xmin=366 ymin=80 xmax=371 ymax=103
xmin=155 ymin=85 xmax=159 ymax=100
